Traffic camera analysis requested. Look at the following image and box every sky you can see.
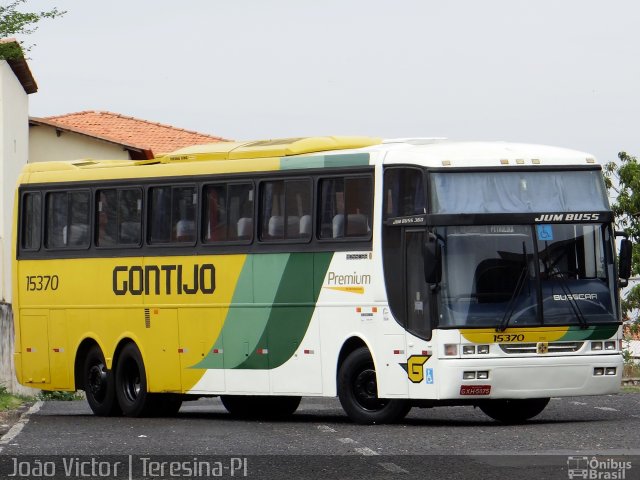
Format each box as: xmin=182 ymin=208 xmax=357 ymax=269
xmin=17 ymin=0 xmax=640 ymax=164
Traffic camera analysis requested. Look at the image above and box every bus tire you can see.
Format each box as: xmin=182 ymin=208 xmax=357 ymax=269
xmin=221 ymin=395 xmax=301 ymax=419
xmin=338 ymin=347 xmax=411 ymax=424
xmin=83 ymin=345 xmax=121 ymax=416
xmin=479 ymin=398 xmax=550 ymax=424
xmin=115 ymin=343 xmax=154 ymax=417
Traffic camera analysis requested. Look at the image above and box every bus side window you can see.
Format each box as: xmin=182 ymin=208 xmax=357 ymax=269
xmin=96 ymin=189 xmax=118 ymax=247
xmin=203 ymin=185 xmax=228 ymax=242
xmin=229 ymin=183 xmax=254 ymax=241
xmin=383 ymin=168 xmax=425 ymax=219
xmin=149 ymin=187 xmax=171 ymax=243
xmin=149 ymin=186 xmax=197 ymax=244
xmin=21 ymin=192 xmax=41 ymax=250
xmin=45 ymin=191 xmax=89 ymax=248
xmin=173 ymin=186 xmax=197 ymax=243
xmin=260 ymin=179 xmax=311 ymax=241
xmin=318 ymin=176 xmax=372 ymax=240
xmin=118 ymin=189 xmax=142 ymax=245
xmin=204 ymin=183 xmax=254 ymax=243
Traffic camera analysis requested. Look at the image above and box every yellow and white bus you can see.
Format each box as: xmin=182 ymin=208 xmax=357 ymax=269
xmin=12 ymin=136 xmax=632 ymax=423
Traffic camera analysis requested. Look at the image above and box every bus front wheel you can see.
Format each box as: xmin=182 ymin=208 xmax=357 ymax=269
xmin=338 ymin=347 xmax=411 ymax=424
xmin=115 ymin=343 xmax=153 ymax=417
xmin=479 ymin=398 xmax=550 ymax=424
xmin=83 ymin=345 xmax=120 ymax=416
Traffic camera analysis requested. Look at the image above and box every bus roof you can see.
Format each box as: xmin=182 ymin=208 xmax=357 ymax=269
xmin=19 ymin=136 xmax=598 ymax=184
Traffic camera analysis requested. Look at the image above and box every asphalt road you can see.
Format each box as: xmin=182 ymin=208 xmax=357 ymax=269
xmin=1 ymin=393 xmax=640 ymax=479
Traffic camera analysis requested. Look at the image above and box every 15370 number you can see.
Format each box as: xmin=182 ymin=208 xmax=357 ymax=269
xmin=493 ymin=333 xmax=525 ymax=342
xmin=25 ymin=275 xmax=59 ymax=291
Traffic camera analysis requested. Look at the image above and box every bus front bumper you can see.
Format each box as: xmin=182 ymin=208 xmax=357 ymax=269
xmin=435 ymin=354 xmax=623 ymax=399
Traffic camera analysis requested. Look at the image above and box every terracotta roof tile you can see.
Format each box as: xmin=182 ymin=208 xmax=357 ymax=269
xmin=41 ymin=110 xmax=229 ymax=155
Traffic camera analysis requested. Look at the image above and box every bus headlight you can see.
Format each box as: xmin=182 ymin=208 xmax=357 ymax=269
xmin=604 ymin=341 xmax=616 ymax=351
xmin=591 ymin=342 xmax=603 ymax=351
xmin=463 ymin=345 xmax=475 ymax=355
xmin=463 ymin=371 xmax=476 ymax=380
xmin=477 ymin=345 xmax=490 ymax=354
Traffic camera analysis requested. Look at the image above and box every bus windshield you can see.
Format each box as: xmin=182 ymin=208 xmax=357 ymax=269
xmin=436 ymin=224 xmax=617 ymax=328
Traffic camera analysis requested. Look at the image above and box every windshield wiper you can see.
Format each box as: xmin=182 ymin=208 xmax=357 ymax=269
xmin=496 ymin=242 xmax=529 ymax=332
xmin=547 ymin=261 xmax=589 ymax=330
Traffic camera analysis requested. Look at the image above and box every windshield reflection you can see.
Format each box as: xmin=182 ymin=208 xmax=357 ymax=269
xmin=436 ymin=224 xmax=617 ymax=328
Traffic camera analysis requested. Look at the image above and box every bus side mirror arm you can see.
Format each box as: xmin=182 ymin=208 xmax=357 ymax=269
xmin=423 ymin=235 xmax=442 ymax=285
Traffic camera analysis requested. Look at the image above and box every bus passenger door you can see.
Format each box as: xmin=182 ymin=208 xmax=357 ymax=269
xmin=404 ymin=229 xmax=437 ymax=398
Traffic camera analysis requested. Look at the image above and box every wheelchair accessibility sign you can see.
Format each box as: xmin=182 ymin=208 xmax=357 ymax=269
xmin=425 ymin=368 xmax=434 ymax=385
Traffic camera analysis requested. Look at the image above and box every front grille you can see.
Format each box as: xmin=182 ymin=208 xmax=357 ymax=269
xmin=499 ymin=341 xmax=584 ymax=354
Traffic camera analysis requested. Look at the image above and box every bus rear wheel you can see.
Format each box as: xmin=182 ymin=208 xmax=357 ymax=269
xmin=221 ymin=395 xmax=301 ymax=419
xmin=83 ymin=345 xmax=120 ymax=416
xmin=479 ymin=398 xmax=550 ymax=424
xmin=338 ymin=347 xmax=411 ymax=424
xmin=115 ymin=343 xmax=155 ymax=417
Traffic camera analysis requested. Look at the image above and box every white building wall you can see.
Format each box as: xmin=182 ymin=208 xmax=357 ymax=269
xmin=0 ymin=61 xmax=28 ymax=303
xmin=0 ymin=60 xmax=33 ymax=394
xmin=29 ymin=125 xmax=130 ymax=162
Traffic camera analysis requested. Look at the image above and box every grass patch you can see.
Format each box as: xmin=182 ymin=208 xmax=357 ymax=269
xmin=38 ymin=390 xmax=84 ymax=401
xmin=0 ymin=384 xmax=28 ymax=411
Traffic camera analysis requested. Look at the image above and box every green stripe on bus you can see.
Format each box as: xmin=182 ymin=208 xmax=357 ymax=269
xmin=560 ymin=325 xmax=619 ymax=341
xmin=193 ymin=254 xmax=290 ymax=369
xmin=192 ymin=252 xmax=333 ymax=370
xmin=280 ymin=153 xmax=370 ymax=170
xmin=236 ymin=252 xmax=333 ymax=369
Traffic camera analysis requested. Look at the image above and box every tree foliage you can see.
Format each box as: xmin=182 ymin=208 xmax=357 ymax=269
xmin=0 ymin=0 xmax=65 ymax=59
xmin=604 ymin=152 xmax=640 ymax=322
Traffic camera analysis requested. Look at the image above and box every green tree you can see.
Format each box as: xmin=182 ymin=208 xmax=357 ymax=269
xmin=604 ymin=152 xmax=640 ymax=323
xmin=0 ymin=0 xmax=65 ymax=59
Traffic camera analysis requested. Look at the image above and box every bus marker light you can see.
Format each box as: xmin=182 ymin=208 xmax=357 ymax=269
xmin=477 ymin=371 xmax=489 ymax=379
xmin=422 ymin=350 xmax=431 ymax=356
xmin=393 ymin=349 xmax=404 ymax=355
xmin=594 ymin=367 xmax=604 ymax=376
xmin=257 ymin=348 xmax=269 ymax=355
xmin=444 ymin=344 xmax=458 ymax=356
xmin=304 ymin=349 xmax=314 ymax=355
xmin=463 ymin=371 xmax=476 ymax=380
xmin=356 ymin=307 xmax=362 ymax=313
xmin=605 ymin=368 xmax=616 ymax=376
xmin=591 ymin=342 xmax=603 ymax=351
xmin=372 ymin=307 xmax=378 ymax=313
xmin=477 ymin=345 xmax=490 ymax=354
xmin=463 ymin=345 xmax=475 ymax=355
xmin=26 ymin=347 xmax=32 ymax=352
xmin=211 ymin=348 xmax=222 ymax=354
xmin=178 ymin=348 xmax=185 ymax=353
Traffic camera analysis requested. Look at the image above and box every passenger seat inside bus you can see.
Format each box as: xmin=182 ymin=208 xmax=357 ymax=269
xmin=237 ymin=217 xmax=253 ymax=239
xmin=268 ymin=215 xmax=300 ymax=238
xmin=332 ymin=214 xmax=369 ymax=238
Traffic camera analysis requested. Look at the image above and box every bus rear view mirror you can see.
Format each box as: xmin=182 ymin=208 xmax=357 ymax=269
xmin=423 ymin=235 xmax=441 ymax=284
xmin=618 ymin=239 xmax=633 ymax=288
